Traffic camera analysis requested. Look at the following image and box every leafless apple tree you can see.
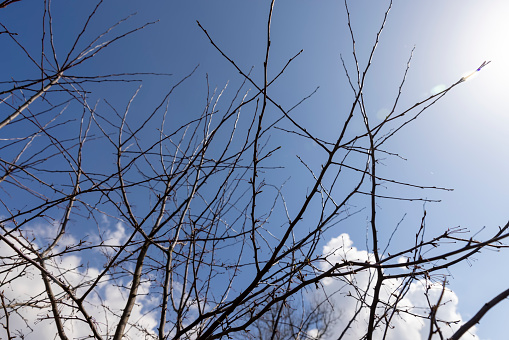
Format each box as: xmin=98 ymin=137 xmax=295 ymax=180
xmin=0 ymin=1 xmax=507 ymax=339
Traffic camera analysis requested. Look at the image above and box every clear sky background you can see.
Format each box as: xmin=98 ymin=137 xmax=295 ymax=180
xmin=2 ymin=1 xmax=509 ymax=339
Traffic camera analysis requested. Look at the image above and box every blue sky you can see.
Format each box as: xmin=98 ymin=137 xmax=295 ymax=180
xmin=2 ymin=0 xmax=509 ymax=339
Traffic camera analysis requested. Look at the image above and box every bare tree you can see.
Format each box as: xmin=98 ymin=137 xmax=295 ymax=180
xmin=0 ymin=1 xmax=506 ymax=339
xmin=248 ymin=294 xmax=339 ymax=340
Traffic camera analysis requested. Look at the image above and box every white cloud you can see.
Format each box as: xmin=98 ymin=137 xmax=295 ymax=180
xmin=0 ymin=229 xmax=157 ymax=339
xmin=0 ymin=226 xmax=479 ymax=340
xmin=313 ymin=233 xmax=478 ymax=340
xmin=18 ymin=220 xmax=78 ymax=252
xmin=102 ymin=222 xmax=128 ymax=247
xmin=89 ymin=218 xmax=129 ymax=256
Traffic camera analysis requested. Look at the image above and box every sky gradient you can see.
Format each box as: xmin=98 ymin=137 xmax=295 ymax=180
xmin=1 ymin=1 xmax=509 ymax=339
